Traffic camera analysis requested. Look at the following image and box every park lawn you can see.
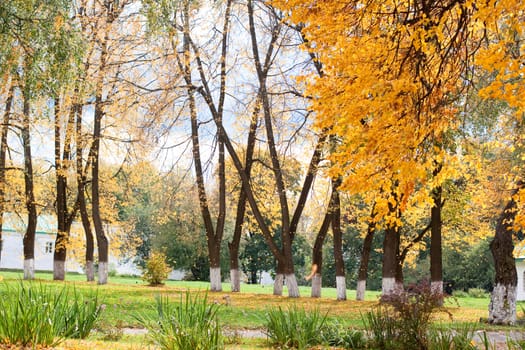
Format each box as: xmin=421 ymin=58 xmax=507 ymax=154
xmin=1 ymin=270 xmax=522 ymax=349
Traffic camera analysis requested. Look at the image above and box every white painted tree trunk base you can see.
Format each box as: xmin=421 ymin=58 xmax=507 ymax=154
xmin=273 ymin=274 xmax=284 ymax=296
xmin=230 ymin=269 xmax=240 ymax=292
xmin=98 ymin=262 xmax=108 ymax=285
xmin=431 ymin=280 xmax=443 ymax=294
xmin=24 ymin=259 xmax=34 ymax=280
xmin=286 ymin=273 xmax=300 ymax=298
xmin=210 ymin=267 xmax=222 ymax=292
xmin=382 ymin=277 xmax=396 ymax=296
xmin=53 ymin=260 xmax=65 ymax=280
xmin=311 ymin=273 xmax=322 ymax=298
xmin=86 ymin=261 xmax=95 ymax=281
xmin=356 ymin=280 xmax=366 ymax=301
xmin=431 ymin=280 xmax=444 ymax=306
xmin=489 ymin=283 xmax=517 ymax=325
xmin=336 ymin=276 xmax=347 ymax=300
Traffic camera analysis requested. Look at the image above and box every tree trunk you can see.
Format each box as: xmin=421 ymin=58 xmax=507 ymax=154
xmin=85 ymin=260 xmax=95 ymax=282
xmin=228 ymin=94 xmax=260 ymax=293
xmin=24 ymin=259 xmax=34 ymax=280
xmin=22 ymin=87 xmax=37 ymax=281
xmin=183 ymin=0 xmax=228 ymax=292
xmin=229 ymin=202 xmax=243 ymax=292
xmin=286 ymin=273 xmax=300 ymax=297
xmin=0 ymin=83 xmax=13 ymax=267
xmin=92 ymin=92 xmax=109 ymax=285
xmin=248 ymin=0 xmax=300 ymax=298
xmin=54 ymin=99 xmax=69 ymax=281
xmin=311 ymin=273 xmax=322 ymax=297
xmin=230 ymin=268 xmax=240 ymax=291
xmin=430 ymin=185 xmax=444 ymax=304
xmin=274 ymin=262 xmax=285 ymax=296
xmin=357 ymin=217 xmax=375 ymax=300
xmin=80 ymin=188 xmax=95 ymax=281
xmin=488 ymin=185 xmax=521 ymax=325
xmin=274 ymin=273 xmax=285 ymax=295
xmin=210 ymin=266 xmax=222 ymax=291
xmin=382 ymin=225 xmax=399 ymax=295
xmin=310 ymin=211 xmax=331 ymax=297
xmin=208 ymin=242 xmax=222 ymax=292
xmin=331 ymin=181 xmax=346 ymax=300
xmin=76 ymin=100 xmax=95 ymax=282
xmin=91 ymin=27 xmax=110 ymax=285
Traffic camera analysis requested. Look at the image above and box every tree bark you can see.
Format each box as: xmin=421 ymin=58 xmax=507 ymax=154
xmin=247 ymin=0 xmax=299 ymax=297
xmin=54 ymin=98 xmax=79 ymax=280
xmin=92 ymin=92 xmax=109 ymax=284
xmin=382 ymin=225 xmax=399 ymax=295
xmin=430 ymin=184 xmax=444 ymax=304
xmin=310 ymin=210 xmax=331 ymax=297
xmin=356 ymin=211 xmax=375 ymax=300
xmin=228 ymin=93 xmax=260 ymax=292
xmin=488 ymin=185 xmax=521 ymax=325
xmin=0 ymin=83 xmax=14 ymax=267
xmin=21 ymin=86 xmax=37 ymax=281
xmin=78 ymin=147 xmax=95 ymax=281
xmin=331 ymin=180 xmax=346 ymax=300
xmin=182 ymin=0 xmax=234 ymax=292
xmin=90 ymin=7 xmax=115 ymax=284
xmin=273 ymin=270 xmax=285 ymax=296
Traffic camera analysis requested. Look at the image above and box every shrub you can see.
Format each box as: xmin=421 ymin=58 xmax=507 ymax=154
xmin=0 ymin=281 xmax=103 ymax=347
xmin=137 ymin=290 xmax=223 ymax=350
xmin=364 ymin=282 xmax=446 ymax=350
xmin=143 ymin=251 xmax=170 ymax=286
xmin=265 ymin=305 xmax=328 ymax=349
xmin=452 ymin=290 xmax=469 ymax=298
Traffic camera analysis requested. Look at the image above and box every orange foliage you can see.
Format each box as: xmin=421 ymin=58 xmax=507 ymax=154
xmin=273 ymin=0 xmax=525 ymax=228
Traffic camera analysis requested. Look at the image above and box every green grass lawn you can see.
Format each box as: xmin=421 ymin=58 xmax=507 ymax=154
xmin=1 ymin=269 xmax=523 ymax=349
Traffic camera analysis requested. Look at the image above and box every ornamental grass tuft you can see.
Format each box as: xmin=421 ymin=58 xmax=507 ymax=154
xmin=0 ymin=281 xmax=103 ymax=348
xmin=137 ymin=290 xmax=223 ymax=350
xmin=265 ymin=304 xmax=328 ymax=350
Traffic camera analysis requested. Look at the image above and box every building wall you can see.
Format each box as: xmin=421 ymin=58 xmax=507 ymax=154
xmin=0 ymin=231 xmax=82 ymax=272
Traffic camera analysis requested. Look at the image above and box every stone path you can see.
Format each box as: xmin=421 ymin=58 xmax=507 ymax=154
xmin=473 ymin=330 xmax=525 ymax=349
xmin=122 ymin=327 xmax=525 ymax=349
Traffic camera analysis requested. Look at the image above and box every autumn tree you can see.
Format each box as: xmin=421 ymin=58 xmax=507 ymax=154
xmin=0 ymin=0 xmax=79 ymax=279
xmin=143 ymin=0 xmax=323 ymax=296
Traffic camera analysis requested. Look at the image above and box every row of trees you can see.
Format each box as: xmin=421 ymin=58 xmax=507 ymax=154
xmin=0 ymin=0 xmax=524 ymax=325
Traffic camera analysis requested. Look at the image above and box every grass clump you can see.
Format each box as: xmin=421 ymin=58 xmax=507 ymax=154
xmin=427 ymin=323 xmax=477 ymax=350
xmin=137 ymin=290 xmax=223 ymax=350
xmin=0 ymin=281 xmax=103 ymax=347
xmin=265 ymin=305 xmax=327 ymax=349
xmin=320 ymin=321 xmax=367 ymax=349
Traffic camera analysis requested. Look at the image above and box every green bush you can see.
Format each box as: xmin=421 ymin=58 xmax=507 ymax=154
xmin=137 ymin=291 xmax=223 ymax=350
xmin=265 ymin=305 xmax=328 ymax=349
xmin=143 ymin=251 xmax=170 ymax=286
xmin=452 ymin=290 xmax=469 ymax=298
xmin=0 ymin=281 xmax=103 ymax=347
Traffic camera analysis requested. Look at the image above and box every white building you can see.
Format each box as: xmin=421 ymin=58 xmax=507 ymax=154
xmin=515 ymin=242 xmax=525 ymax=301
xmin=0 ymin=213 xmax=140 ymax=275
